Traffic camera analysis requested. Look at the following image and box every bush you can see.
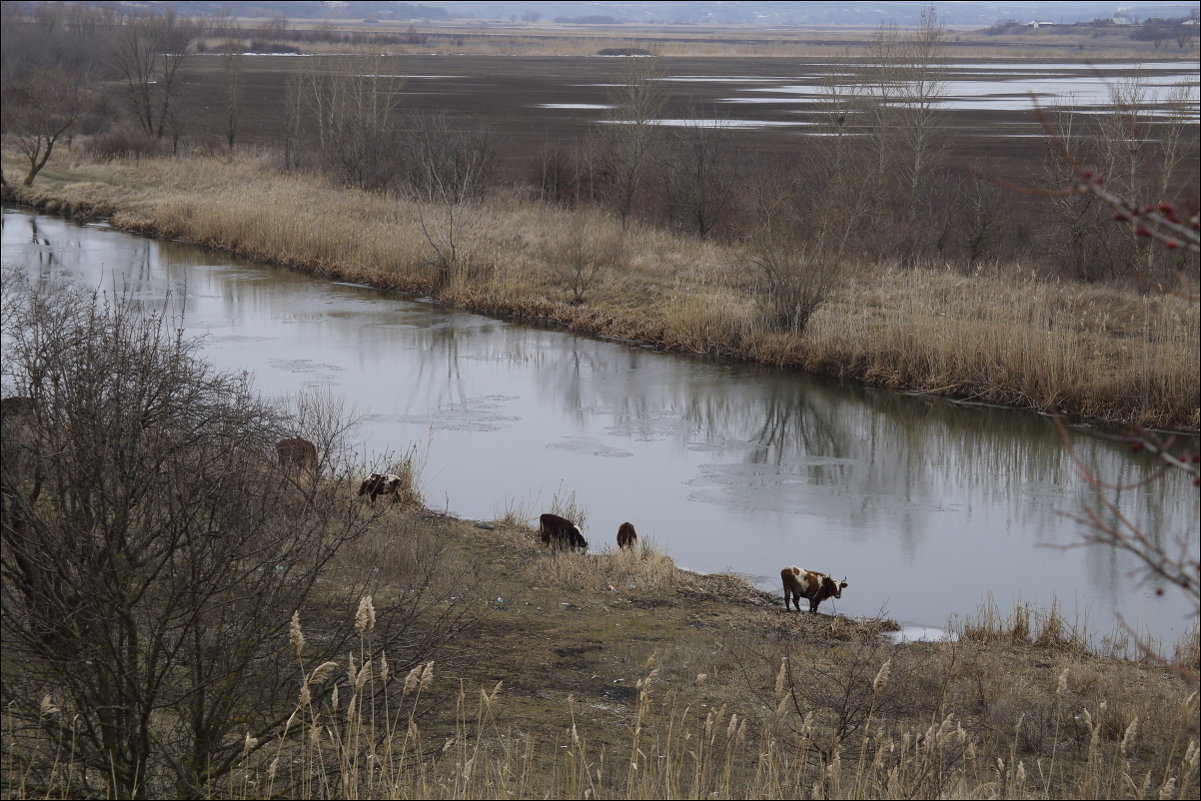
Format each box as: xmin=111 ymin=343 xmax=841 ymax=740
xmin=0 ymin=270 xmax=476 ymax=797
xmin=85 ymin=123 xmax=167 ymax=161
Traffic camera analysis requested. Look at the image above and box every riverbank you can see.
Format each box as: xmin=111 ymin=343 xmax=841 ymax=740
xmin=226 ymin=503 xmax=1201 ymax=799
xmin=3 ymin=149 xmax=1198 ymax=432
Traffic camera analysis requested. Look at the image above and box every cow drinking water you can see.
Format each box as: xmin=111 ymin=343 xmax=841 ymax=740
xmin=781 ymin=566 xmax=847 ymax=614
xmin=539 ymin=513 xmax=587 ymax=551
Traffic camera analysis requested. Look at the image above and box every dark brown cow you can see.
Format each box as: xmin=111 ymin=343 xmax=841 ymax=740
xmin=781 ymin=566 xmax=847 ymax=614
xmin=539 ymin=513 xmax=587 ymax=551
xmin=276 ymin=438 xmax=318 ymax=471
xmin=1 ymin=396 xmax=37 ymax=422
xmin=617 ymin=521 xmax=637 ymax=550
xmin=358 ymin=472 xmax=403 ymax=503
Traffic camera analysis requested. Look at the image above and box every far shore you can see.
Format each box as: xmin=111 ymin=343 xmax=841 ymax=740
xmin=3 ymin=149 xmax=1198 ymax=433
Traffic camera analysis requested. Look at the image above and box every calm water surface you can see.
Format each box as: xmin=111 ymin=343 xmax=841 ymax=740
xmin=3 ymin=209 xmax=1197 ymax=650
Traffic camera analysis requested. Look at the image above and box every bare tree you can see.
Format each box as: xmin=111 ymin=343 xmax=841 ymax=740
xmin=0 ymin=2 xmax=106 ymax=186
xmin=1041 ymin=77 xmax=1195 ymax=281
xmin=107 ymin=11 xmax=197 ymax=141
xmin=743 ymin=182 xmax=849 ymax=337
xmin=404 ymin=113 xmax=498 ymax=289
xmin=535 ymin=137 xmax=608 ymax=207
xmin=402 ymin=112 xmax=497 ymax=203
xmin=545 ymin=213 xmax=626 ymax=304
xmin=662 ymin=113 xmax=736 ymax=238
xmin=328 ymin=58 xmax=404 ymax=190
xmin=857 ymin=7 xmax=949 ymax=262
xmin=599 ymin=55 xmax=667 ymax=227
xmin=221 ymin=34 xmax=242 ymax=151
xmin=414 ymin=195 xmax=488 ymax=291
xmin=951 ymin=172 xmax=1008 ymax=266
xmin=895 ymin=6 xmax=949 ymax=212
xmin=2 ymin=68 xmax=90 ymax=186
xmin=0 ymin=272 xmax=479 ymax=797
xmin=296 ymin=57 xmax=406 ymax=189
xmin=282 ymin=73 xmax=306 ymax=170
xmin=1040 ymin=99 xmax=1114 ymax=280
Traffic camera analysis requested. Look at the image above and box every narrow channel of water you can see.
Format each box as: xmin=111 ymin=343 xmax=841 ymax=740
xmin=3 ymin=208 xmax=1197 ymax=650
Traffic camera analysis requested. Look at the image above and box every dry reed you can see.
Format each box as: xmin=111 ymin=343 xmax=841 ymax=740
xmin=4 ymin=150 xmax=1198 ymax=431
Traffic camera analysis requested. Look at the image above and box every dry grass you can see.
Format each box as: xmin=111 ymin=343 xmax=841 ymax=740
xmin=4 ymin=494 xmax=1198 ymax=800
xmin=4 ymin=148 xmax=1198 ymax=431
xmin=525 ymin=538 xmax=680 ymax=593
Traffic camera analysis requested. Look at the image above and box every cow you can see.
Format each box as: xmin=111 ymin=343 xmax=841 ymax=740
xmin=781 ymin=566 xmax=847 ymax=614
xmin=1 ymin=396 xmax=37 ymax=422
xmin=539 ymin=513 xmax=587 ymax=551
xmin=359 ymin=472 xmax=403 ymax=504
xmin=276 ymin=437 xmax=318 ymax=472
xmin=617 ymin=521 xmax=637 ymax=550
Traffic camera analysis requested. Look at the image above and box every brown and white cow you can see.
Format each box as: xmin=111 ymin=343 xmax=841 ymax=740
xmin=358 ymin=473 xmax=403 ymax=504
xmin=539 ymin=513 xmax=587 ymax=551
xmin=276 ymin=437 xmax=318 ymax=471
xmin=616 ymin=521 xmax=637 ymax=550
xmin=781 ymin=566 xmax=847 ymax=614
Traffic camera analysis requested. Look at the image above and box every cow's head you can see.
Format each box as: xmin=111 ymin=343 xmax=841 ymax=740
xmin=825 ymin=576 xmax=848 ymax=599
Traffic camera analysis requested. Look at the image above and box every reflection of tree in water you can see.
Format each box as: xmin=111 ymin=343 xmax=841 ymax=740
xmin=405 ymin=321 xmax=468 ymax=409
xmin=528 ymin=337 xmax=1195 ymax=595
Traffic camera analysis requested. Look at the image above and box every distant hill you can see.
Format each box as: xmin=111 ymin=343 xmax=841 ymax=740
xmin=14 ymin=0 xmax=1200 ymax=26
xmin=412 ymin=1 xmax=1200 ymax=26
xmin=65 ymin=2 xmax=452 ymax=22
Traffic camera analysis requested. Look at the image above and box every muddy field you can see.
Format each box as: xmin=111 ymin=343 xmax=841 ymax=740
xmin=174 ymin=53 xmax=1199 ymax=190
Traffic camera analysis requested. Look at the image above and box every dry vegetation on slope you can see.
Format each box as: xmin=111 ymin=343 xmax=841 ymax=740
xmin=14 ymin=502 xmax=1193 ymax=799
xmin=4 ymin=150 xmax=1197 ymax=431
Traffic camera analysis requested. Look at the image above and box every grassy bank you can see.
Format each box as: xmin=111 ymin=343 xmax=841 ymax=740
xmin=3 ymin=148 xmax=1198 ymax=431
xmin=11 ymin=499 xmax=1195 ymax=799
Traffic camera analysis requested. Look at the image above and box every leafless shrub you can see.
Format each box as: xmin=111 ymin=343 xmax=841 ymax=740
xmin=84 ymin=122 xmax=167 ymax=161
xmin=106 ymin=11 xmax=198 ymax=141
xmin=662 ymin=114 xmax=737 ymax=238
xmin=545 ymin=212 xmax=626 ymax=304
xmin=401 ymin=112 xmax=497 ymax=204
xmin=0 ymin=269 xmax=474 ymax=797
xmin=300 ymin=57 xmax=405 ymax=190
xmin=597 ymin=54 xmax=666 ymax=226
xmin=742 ymin=183 xmax=844 ymax=336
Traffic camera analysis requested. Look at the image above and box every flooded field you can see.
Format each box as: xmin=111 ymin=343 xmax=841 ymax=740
xmin=4 ymin=208 xmax=1197 ymax=651
xmin=180 ymin=54 xmax=1199 ymax=180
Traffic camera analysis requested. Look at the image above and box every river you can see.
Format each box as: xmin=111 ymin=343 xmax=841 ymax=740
xmin=2 ymin=207 xmax=1197 ymax=652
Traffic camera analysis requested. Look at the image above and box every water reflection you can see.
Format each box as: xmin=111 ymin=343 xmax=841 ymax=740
xmin=2 ymin=208 xmax=1196 ymax=650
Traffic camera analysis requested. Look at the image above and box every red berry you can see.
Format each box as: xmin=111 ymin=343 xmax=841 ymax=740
xmin=1155 ymin=588 xmax=1164 ymax=596
xmin=1130 ymin=441 xmax=1145 ymax=452
xmin=1134 ymin=226 xmax=1153 ymax=238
